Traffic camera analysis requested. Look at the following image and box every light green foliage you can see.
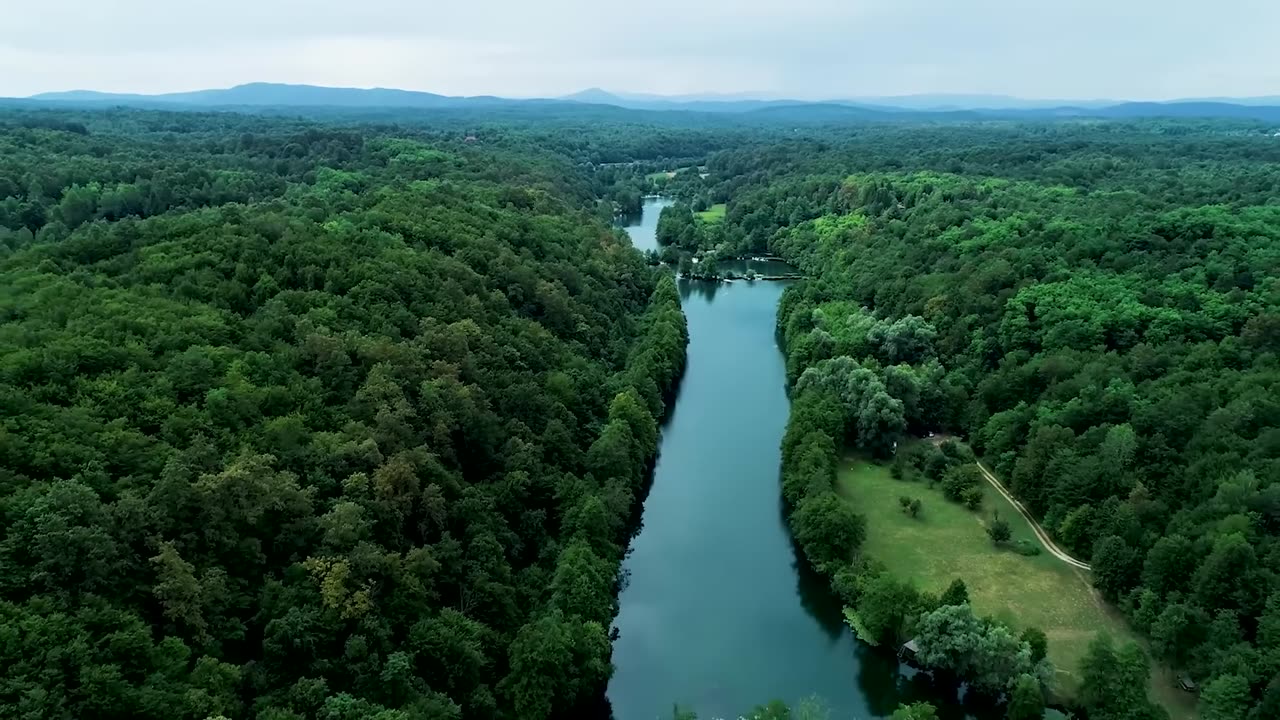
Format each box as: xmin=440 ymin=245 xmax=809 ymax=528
xmin=914 ymin=603 xmax=1041 ymax=693
xmin=695 ymin=203 xmax=727 ymax=223
xmin=891 ymin=702 xmax=939 ymax=720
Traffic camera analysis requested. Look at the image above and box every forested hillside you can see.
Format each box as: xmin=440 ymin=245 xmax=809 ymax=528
xmin=715 ymin=122 xmax=1280 ymax=719
xmin=0 ymin=109 xmax=688 ymax=719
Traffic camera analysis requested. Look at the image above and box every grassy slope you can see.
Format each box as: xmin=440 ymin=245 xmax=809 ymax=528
xmin=838 ymin=455 xmax=1197 ymax=719
xmin=695 ymin=203 xmax=727 ymax=222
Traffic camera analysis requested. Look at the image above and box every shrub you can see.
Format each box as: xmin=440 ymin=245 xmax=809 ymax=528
xmin=941 ymin=465 xmax=982 ymax=501
xmin=1015 ymin=539 xmax=1041 ymax=556
xmin=890 ymin=458 xmax=905 ymax=480
xmin=987 ymin=512 xmax=1012 ymax=545
xmin=961 ymin=486 xmax=984 ymax=510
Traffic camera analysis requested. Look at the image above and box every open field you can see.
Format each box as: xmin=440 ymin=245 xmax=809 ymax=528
xmin=838 ymin=455 xmax=1198 ymax=719
xmin=695 ymin=203 xmax=726 ymax=222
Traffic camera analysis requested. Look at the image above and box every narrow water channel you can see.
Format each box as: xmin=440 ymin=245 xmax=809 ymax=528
xmin=609 ymin=202 xmax=978 ymax=720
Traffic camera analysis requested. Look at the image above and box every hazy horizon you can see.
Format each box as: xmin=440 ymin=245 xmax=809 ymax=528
xmin=5 ymin=0 xmax=1279 ymax=100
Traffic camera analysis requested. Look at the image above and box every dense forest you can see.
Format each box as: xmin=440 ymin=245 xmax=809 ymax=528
xmin=0 ymin=108 xmax=689 ymax=719
xmin=672 ymin=121 xmax=1280 ymax=719
xmin=6 ymin=101 xmax=1280 ymax=720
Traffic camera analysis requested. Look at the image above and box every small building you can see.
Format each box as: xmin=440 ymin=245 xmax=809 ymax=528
xmin=899 ymin=639 xmax=920 ymax=661
xmin=1177 ymin=674 xmax=1197 ymax=693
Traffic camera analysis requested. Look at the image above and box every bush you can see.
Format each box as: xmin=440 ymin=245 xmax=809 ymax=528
xmin=939 ymin=439 xmax=973 ymax=463
xmin=987 ymin=512 xmax=1012 ymax=545
xmin=941 ymin=465 xmax=982 ymax=501
xmin=961 ymin=486 xmax=983 ymax=510
xmin=1014 ymin=539 xmax=1041 ymax=556
xmin=924 ymin=447 xmax=954 ymax=480
xmin=899 ymin=496 xmax=923 ymax=517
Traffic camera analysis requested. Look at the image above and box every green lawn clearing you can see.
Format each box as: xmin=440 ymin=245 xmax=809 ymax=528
xmin=695 ymin=203 xmax=726 ymax=223
xmin=838 ymin=455 xmax=1198 ymax=719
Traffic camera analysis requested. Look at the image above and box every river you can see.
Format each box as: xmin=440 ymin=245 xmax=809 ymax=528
xmin=609 ymin=201 xmax=981 ymax=719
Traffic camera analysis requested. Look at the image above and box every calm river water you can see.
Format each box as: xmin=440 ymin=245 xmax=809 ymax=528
xmin=608 ymin=201 xmax=984 ymax=719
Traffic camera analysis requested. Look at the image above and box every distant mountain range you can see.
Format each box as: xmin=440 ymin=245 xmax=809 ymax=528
xmin=28 ymin=83 xmax=533 ymax=109
xmin=14 ymin=83 xmax=1280 ymax=123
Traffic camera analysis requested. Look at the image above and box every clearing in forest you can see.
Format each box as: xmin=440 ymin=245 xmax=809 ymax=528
xmin=695 ymin=203 xmax=726 ymax=222
xmin=838 ymin=456 xmax=1198 ymax=720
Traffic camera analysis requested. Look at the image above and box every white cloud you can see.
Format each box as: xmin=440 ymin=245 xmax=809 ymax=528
xmin=2 ymin=0 xmax=1278 ymax=99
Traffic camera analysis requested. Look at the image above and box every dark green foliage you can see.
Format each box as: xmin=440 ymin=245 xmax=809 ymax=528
xmin=1092 ymin=535 xmax=1141 ymax=601
xmin=1013 ymin=539 xmax=1041 ymax=557
xmin=941 ymin=465 xmax=982 ymax=502
xmin=791 ymin=492 xmax=867 ymax=571
xmin=1079 ymin=635 xmax=1166 ymax=720
xmin=940 ymin=578 xmax=969 ymax=607
xmin=0 ymin=109 xmax=688 ymax=720
xmin=1200 ymin=674 xmax=1251 ymax=720
xmin=1020 ymin=627 xmax=1049 ymax=664
xmin=961 ymin=486 xmax=984 ymax=510
xmin=987 ymin=514 xmax=1013 ymax=545
xmin=850 ymin=572 xmax=927 ymax=644
xmin=758 ymin=119 xmax=1280 ymax=717
xmin=1006 ymin=674 xmax=1044 ymax=720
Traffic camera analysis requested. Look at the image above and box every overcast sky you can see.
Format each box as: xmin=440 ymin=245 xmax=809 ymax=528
xmin=3 ymin=0 xmax=1278 ymax=100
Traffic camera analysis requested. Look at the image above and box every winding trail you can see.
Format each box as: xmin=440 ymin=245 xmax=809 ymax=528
xmin=976 ymin=461 xmax=1092 ymax=571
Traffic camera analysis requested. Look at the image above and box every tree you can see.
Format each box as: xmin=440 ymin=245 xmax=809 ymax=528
xmin=1194 ymin=534 xmax=1261 ymax=615
xmin=1092 ymin=535 xmax=1140 ymax=600
xmin=854 ymin=572 xmax=925 ymax=644
xmin=790 ymin=492 xmax=866 ymax=569
xmin=988 ymin=513 xmax=1012 ymax=545
xmin=941 ymin=465 xmax=982 ymax=502
xmin=1142 ymin=534 xmax=1197 ymax=596
xmin=1080 ymin=635 xmax=1160 ymax=720
xmin=962 ymin=486 xmax=984 ymax=510
xmin=871 ymin=315 xmax=937 ymax=364
xmin=914 ymin=603 xmax=1036 ymax=693
xmin=501 ymin=612 xmax=610 ymax=720
xmin=940 ymin=578 xmax=969 ymax=607
xmin=1199 ymin=674 xmax=1251 ymax=720
xmin=549 ymin=541 xmax=614 ymax=625
xmin=909 ymin=498 xmax=922 ymax=517
xmin=857 ymin=388 xmax=907 ymax=457
xmin=891 ymin=702 xmax=938 ymax=720
xmin=1020 ymin=627 xmax=1048 ymax=664
xmin=1006 ymin=674 xmax=1044 ymax=720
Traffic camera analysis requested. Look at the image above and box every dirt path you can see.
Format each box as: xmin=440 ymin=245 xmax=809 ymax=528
xmin=976 ymin=461 xmax=1092 ymax=571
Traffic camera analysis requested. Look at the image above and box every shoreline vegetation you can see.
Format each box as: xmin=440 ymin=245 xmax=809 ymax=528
xmin=760 ymin=162 xmax=1280 ymax=719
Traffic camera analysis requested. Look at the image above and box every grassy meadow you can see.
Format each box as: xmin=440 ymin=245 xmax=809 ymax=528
xmin=695 ymin=203 xmax=727 ymax=223
xmin=838 ymin=455 xmax=1197 ymax=719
